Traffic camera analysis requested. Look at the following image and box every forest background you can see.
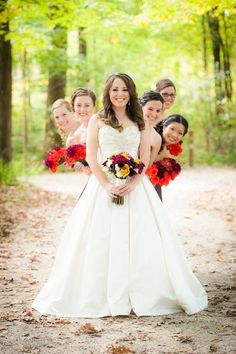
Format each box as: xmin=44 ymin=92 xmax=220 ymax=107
xmin=0 ymin=0 xmax=236 ymax=183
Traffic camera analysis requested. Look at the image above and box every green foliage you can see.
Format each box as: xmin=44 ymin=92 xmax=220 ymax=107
xmin=0 ymin=154 xmax=46 ymax=185
xmin=1 ymin=0 xmax=235 ymax=173
xmin=0 ymin=160 xmax=17 ymax=185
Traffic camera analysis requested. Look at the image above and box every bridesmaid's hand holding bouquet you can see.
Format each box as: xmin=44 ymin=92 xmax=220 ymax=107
xmin=146 ymin=157 xmax=181 ymax=187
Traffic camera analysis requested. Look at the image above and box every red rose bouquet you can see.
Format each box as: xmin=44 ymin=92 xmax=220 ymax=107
xmin=102 ymin=152 xmax=145 ymax=205
xmin=65 ymin=144 xmax=88 ymax=167
xmin=44 ymin=144 xmax=87 ymax=172
xmin=146 ymin=157 xmax=181 ymax=187
xmin=44 ymin=146 xmax=66 ymax=173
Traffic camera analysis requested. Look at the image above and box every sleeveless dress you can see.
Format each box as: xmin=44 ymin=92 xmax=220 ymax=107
xmin=66 ymin=126 xmax=87 ymax=147
xmin=32 ymin=125 xmax=207 ymax=318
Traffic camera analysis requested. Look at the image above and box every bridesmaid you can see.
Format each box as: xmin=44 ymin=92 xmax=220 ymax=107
xmin=140 ymin=90 xmax=163 ymax=167
xmin=70 ymin=87 xmax=96 ymax=174
xmin=52 ymin=98 xmax=80 ymax=147
xmin=152 ymin=114 xmax=189 ymax=200
xmin=154 ymin=114 xmax=189 ymax=162
xmin=155 ymin=79 xmax=177 ymax=124
xmin=140 ymin=90 xmax=165 ymax=200
xmin=70 ymin=87 xmax=97 ymax=145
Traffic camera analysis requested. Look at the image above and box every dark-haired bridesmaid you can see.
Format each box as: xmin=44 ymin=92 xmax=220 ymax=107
xmin=140 ymin=90 xmax=164 ymax=167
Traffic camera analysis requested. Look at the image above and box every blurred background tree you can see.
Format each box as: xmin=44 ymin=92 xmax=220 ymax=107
xmin=0 ymin=0 xmax=235 ymax=182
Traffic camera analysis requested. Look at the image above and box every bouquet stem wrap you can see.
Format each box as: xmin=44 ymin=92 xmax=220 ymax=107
xmin=112 ymin=178 xmax=126 ymax=205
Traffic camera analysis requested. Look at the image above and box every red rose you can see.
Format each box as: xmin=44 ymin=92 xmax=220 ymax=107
xmin=167 ymin=142 xmax=183 ymax=156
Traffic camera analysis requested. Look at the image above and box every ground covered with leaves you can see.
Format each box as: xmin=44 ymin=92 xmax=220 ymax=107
xmin=0 ymin=168 xmax=235 ymax=353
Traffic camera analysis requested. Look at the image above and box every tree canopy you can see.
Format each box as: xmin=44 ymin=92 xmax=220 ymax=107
xmin=0 ymin=0 xmax=235 ymax=172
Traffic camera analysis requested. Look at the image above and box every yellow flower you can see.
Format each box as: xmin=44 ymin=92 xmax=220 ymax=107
xmin=121 ymin=152 xmax=130 ymax=158
xmin=116 ymin=164 xmax=130 ymax=178
xmin=134 ymin=158 xmax=141 ymax=164
xmin=120 ymin=164 xmax=130 ymax=177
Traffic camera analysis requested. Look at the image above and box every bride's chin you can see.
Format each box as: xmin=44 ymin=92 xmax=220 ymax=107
xmin=113 ymin=103 xmax=127 ymax=109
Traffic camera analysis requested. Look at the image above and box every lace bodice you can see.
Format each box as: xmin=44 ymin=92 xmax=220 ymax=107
xmin=98 ymin=125 xmax=140 ymax=162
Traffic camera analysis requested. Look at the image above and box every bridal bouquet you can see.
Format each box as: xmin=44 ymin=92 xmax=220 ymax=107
xmin=44 ymin=144 xmax=87 ymax=173
xmin=102 ymin=152 xmax=145 ymax=205
xmin=146 ymin=157 xmax=181 ymax=187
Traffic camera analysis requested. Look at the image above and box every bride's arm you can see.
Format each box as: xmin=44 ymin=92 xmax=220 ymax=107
xmin=86 ymin=116 xmax=122 ymax=196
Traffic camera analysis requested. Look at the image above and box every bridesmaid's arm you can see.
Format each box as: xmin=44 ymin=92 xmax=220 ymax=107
xmin=86 ymin=116 xmax=123 ymax=196
xmin=149 ymin=131 xmax=162 ymax=166
xmin=155 ymin=145 xmax=169 ymax=161
xmin=139 ymin=120 xmax=151 ymax=172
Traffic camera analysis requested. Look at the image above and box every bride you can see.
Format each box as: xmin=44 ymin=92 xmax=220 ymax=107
xmin=32 ymin=73 xmax=207 ymax=318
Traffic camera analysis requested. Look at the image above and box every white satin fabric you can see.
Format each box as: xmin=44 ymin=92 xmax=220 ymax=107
xmin=32 ymin=125 xmax=207 ymax=317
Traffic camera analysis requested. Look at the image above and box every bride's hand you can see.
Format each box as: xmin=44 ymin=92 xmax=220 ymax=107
xmin=103 ymin=182 xmax=122 ymax=198
xmin=117 ymin=176 xmax=141 ymax=197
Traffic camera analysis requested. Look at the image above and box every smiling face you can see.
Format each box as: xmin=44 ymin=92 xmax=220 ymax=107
xmin=109 ymin=77 xmax=130 ymax=108
xmin=163 ymin=122 xmax=185 ymax=144
xmin=142 ymin=100 xmax=163 ymax=125
xmin=159 ymin=86 xmax=176 ymax=110
xmin=53 ymin=106 xmax=74 ymax=131
xmin=73 ymin=95 xmax=94 ymax=123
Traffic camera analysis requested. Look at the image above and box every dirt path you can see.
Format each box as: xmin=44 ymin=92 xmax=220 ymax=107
xmin=0 ymin=167 xmax=235 ymax=354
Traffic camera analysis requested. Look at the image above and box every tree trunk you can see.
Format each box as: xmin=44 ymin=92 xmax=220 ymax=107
xmin=201 ymin=15 xmax=208 ymax=73
xmin=201 ymin=15 xmax=212 ymax=152
xmin=45 ymin=26 xmax=67 ymax=150
xmin=222 ymin=12 xmax=232 ymax=100
xmin=22 ymin=49 xmax=29 ymax=169
xmin=207 ymin=10 xmax=224 ymax=113
xmin=79 ymin=27 xmax=87 ymax=56
xmin=0 ymin=0 xmax=12 ymax=163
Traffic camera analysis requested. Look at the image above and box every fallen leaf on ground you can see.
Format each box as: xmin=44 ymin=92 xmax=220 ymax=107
xmin=174 ymin=335 xmax=193 ymax=343
xmin=74 ymin=322 xmax=103 ymax=335
xmin=106 ymin=345 xmax=135 ymax=354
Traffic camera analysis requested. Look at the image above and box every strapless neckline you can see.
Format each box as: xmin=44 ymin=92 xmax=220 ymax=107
xmin=99 ymin=125 xmax=139 ymax=134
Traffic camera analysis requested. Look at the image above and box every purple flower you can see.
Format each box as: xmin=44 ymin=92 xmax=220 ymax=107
xmin=112 ymin=155 xmax=129 ymax=164
xmin=138 ymin=162 xmax=145 ymax=174
xmin=67 ymin=145 xmax=77 ymax=157
xmin=44 ymin=158 xmax=53 ymax=168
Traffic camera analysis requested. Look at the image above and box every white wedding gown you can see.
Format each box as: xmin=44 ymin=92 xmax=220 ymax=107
xmin=32 ymin=125 xmax=207 ymax=317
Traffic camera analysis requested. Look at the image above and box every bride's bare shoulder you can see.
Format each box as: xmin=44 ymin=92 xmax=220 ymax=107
xmin=88 ymin=114 xmax=100 ymax=127
xmin=90 ymin=113 xmax=108 ymax=130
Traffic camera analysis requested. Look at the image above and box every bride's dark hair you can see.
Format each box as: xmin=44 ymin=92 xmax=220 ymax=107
xmin=98 ymin=73 xmax=145 ymax=131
